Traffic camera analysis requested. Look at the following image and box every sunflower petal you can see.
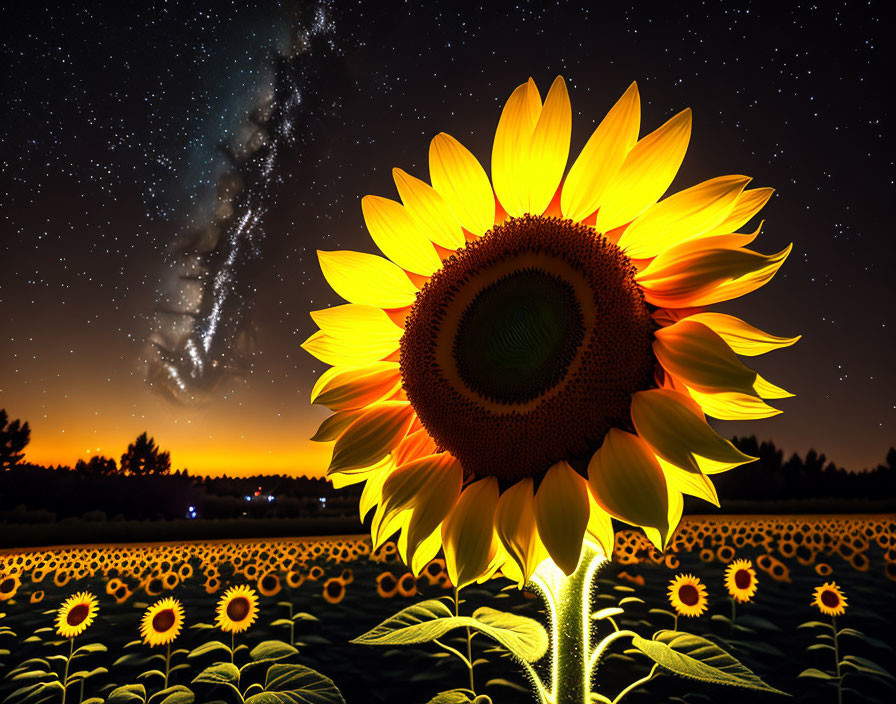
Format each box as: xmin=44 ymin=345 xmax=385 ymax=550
xmin=653 ymin=320 xmax=759 ymax=396
xmin=637 ymin=243 xmax=792 ymax=308
xmin=393 ymin=168 xmax=466 ymax=249
xmin=410 ymin=527 xmax=445 ymax=576
xmin=588 ymin=428 xmax=669 ymax=535
xmin=392 ymin=428 xmax=439 ymax=467
xmin=318 ymin=250 xmax=418 ymax=308
xmin=618 ymin=175 xmax=751 ymax=259
xmin=685 ymin=387 xmax=781 ymax=420
xmin=644 ymin=484 xmax=684 ymax=551
xmin=584 ymin=491 xmax=615 ymax=559
xmin=495 ymin=478 xmax=549 ymax=583
xmin=596 ymin=108 xmax=692 ymax=232
xmin=701 ymin=187 xmax=774 ymax=237
xmin=656 ymin=456 xmax=720 ymax=507
xmin=754 ymin=374 xmax=794 ymax=399
xmin=361 ymin=195 xmax=442 ymax=276
xmin=429 ymin=133 xmax=495 ymax=235
xmin=328 ymin=401 xmax=415 ymax=473
xmin=682 ymin=312 xmax=800 ymax=356
xmin=442 ymin=477 xmax=499 ymax=588
xmin=523 ymin=76 xmax=571 ymax=216
xmin=631 ymin=388 xmax=755 ymax=473
xmin=359 ymin=460 xmax=394 ymax=520
xmin=311 ymin=362 xmax=402 ymax=411
xmin=492 ymin=79 xmax=541 ymax=217
xmin=301 ymin=329 xmax=399 ymax=367
xmin=533 ymin=461 xmax=590 ymax=575
xmin=311 ymin=303 xmax=403 ymax=340
xmin=562 ymin=81 xmax=640 ymax=223
xmin=310 ymin=409 xmax=363 ymax=442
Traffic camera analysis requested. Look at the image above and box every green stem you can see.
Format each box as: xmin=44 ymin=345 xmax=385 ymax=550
xmin=79 ymin=679 xmax=84 ymax=704
xmin=731 ymin=598 xmax=736 ymax=635
xmin=453 ymin=588 xmax=476 ymax=694
xmin=289 ymin=603 xmax=294 ymax=646
xmin=164 ymin=641 xmax=171 ymax=689
xmin=832 ymin=616 xmax=842 ymax=704
xmin=612 ymin=664 xmax=657 ymax=704
xmin=529 ymin=543 xmax=609 ymax=704
xmin=673 ymin=613 xmax=678 ymax=633
xmin=588 ymin=630 xmax=639 ymax=674
xmin=61 ymin=637 xmax=74 ymax=704
xmin=231 ymin=631 xmax=235 ymax=665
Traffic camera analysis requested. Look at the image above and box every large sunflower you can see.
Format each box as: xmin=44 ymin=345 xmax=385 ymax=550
xmin=668 ymin=573 xmax=709 ymax=618
xmin=725 ymin=558 xmax=758 ymax=603
xmin=812 ymin=581 xmax=847 ymax=617
xmin=55 ymin=591 xmax=99 ymax=639
xmin=215 ymin=584 xmax=259 ymax=634
xmin=140 ymin=597 xmax=185 ymax=647
xmin=303 ymin=76 xmax=796 ymax=586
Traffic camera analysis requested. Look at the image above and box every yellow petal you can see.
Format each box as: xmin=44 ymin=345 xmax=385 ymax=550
xmin=442 ymin=477 xmax=499 ymax=588
xmin=359 ymin=459 xmax=394 ymax=520
xmin=328 ymin=401 xmax=415 ymax=473
xmin=310 ymin=303 xmax=403 ymax=340
xmin=492 ymin=78 xmax=541 ymax=217
xmin=533 ymin=460 xmax=590 ymax=575
xmin=644 ymin=483 xmax=684 ymax=551
xmin=522 ymin=76 xmax=571 ymax=216
xmin=618 ymin=175 xmax=751 ymax=259
xmin=371 ymin=504 xmax=409 ymax=550
xmin=495 ymin=478 xmax=549 ymax=584
xmin=683 ymin=312 xmax=800 ymax=356
xmin=637 ymin=243 xmax=792 ymax=308
xmin=429 ymin=133 xmax=495 ymax=235
xmin=584 ymin=491 xmax=615 ymax=559
xmin=410 ymin=527 xmax=445 ymax=576
xmin=393 ymin=168 xmax=465 ymax=249
xmin=596 ymin=108 xmax=692 ymax=232
xmin=310 ymin=408 xmax=363 ymax=442
xmin=311 ymin=362 xmax=402 ymax=411
xmin=631 ymin=388 xmax=755 ymax=473
xmin=685 ymin=387 xmax=781 ymax=420
xmin=754 ymin=374 xmax=794 ymax=399
xmin=701 ymin=187 xmax=774 ymax=237
xmin=301 ymin=329 xmax=399 ymax=367
xmin=587 ymin=428 xmax=669 ymax=535
xmin=653 ymin=320 xmax=759 ymax=396
xmin=361 ymin=195 xmax=442 ymax=276
xmin=656 ymin=456 xmax=720 ymax=507
xmin=317 ymin=250 xmax=418 ymax=308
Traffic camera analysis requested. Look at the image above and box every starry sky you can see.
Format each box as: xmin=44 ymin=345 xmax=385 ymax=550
xmin=1 ymin=1 xmax=892 ymax=478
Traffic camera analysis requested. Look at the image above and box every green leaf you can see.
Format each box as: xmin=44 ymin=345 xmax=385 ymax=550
xmin=798 ymin=668 xmax=837 ymax=681
xmin=247 ymin=641 xmax=298 ymax=666
xmin=113 ymin=652 xmax=161 ymax=668
xmin=137 ymin=670 xmax=166 ymax=680
xmin=72 ymin=643 xmax=108 ymax=658
xmin=797 ymin=621 xmax=834 ymax=631
xmin=484 ymin=678 xmax=528 ymax=692
xmin=619 ymin=597 xmax=646 ymax=606
xmin=631 ymin=631 xmax=786 ymax=694
xmin=192 ymin=663 xmax=240 ymax=686
xmin=187 ymin=641 xmax=232 ymax=659
xmin=66 ymin=667 xmax=108 ymax=683
xmin=6 ymin=681 xmax=65 ymax=704
xmin=82 ymin=699 xmax=105 ymax=704
xmin=269 ymin=620 xmax=293 ymax=628
xmin=257 ymin=664 xmax=345 ymax=704
xmin=188 ymin=623 xmax=214 ymax=631
xmin=592 ymin=608 xmax=625 ymax=621
xmin=649 ymin=608 xmax=677 ymax=619
xmin=840 ymin=655 xmax=895 ymax=681
xmin=351 ymin=600 xmax=548 ymax=662
xmin=149 ymin=685 xmax=195 ymax=704
xmin=292 ymin=613 xmax=319 ymax=622
xmin=107 ymin=684 xmax=148 ymax=704
xmin=807 ymin=644 xmax=835 ymax=652
xmin=425 ymin=690 xmax=475 ymax=704
xmin=732 ymin=615 xmax=781 ymax=632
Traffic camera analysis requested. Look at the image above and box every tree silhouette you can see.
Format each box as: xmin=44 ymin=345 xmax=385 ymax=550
xmin=120 ymin=432 xmax=171 ymax=476
xmin=75 ymin=455 xmax=118 ymax=476
xmin=1 ymin=409 xmax=30 ymax=470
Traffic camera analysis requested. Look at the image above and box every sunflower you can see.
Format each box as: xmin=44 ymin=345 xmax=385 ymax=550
xmin=140 ymin=597 xmax=185 ymax=647
xmin=812 ymin=582 xmax=847 ymax=617
xmin=215 ymin=585 xmax=259 ymax=634
xmin=0 ymin=574 xmax=20 ymax=601
xmin=303 ymin=76 xmax=796 ymax=586
xmin=668 ymin=574 xmax=708 ymax=618
xmin=322 ymin=577 xmax=346 ymax=604
xmin=397 ymin=573 xmax=418 ymax=598
xmin=376 ymin=572 xmax=399 ymax=599
xmin=55 ymin=592 xmax=99 ymax=639
xmin=257 ymin=572 xmax=282 ymax=597
xmin=724 ymin=558 xmax=758 ymax=603
xmin=30 ymin=590 xmax=45 ymax=604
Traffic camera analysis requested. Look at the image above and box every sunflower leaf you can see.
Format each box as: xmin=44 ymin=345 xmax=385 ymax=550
xmin=631 ymin=631 xmax=786 ymax=694
xmin=797 ymin=668 xmax=837 ymax=681
xmin=106 ymin=684 xmax=147 ymax=704
xmin=241 ymin=641 xmax=299 ymax=671
xmin=425 ymin=690 xmax=476 ymax=704
xmin=187 ymin=641 xmax=232 ymax=659
xmin=192 ymin=663 xmax=240 ymax=686
xmin=592 ymin=608 xmax=625 ymax=621
xmin=840 ymin=655 xmax=895 ymax=681
xmin=148 ymin=685 xmax=195 ymax=704
xmin=257 ymin=663 xmax=345 ymax=704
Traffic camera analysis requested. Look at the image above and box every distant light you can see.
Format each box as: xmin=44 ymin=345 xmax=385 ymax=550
xmin=244 ymin=495 xmax=251 ymax=501
xmin=266 ymin=495 xmax=274 ymax=502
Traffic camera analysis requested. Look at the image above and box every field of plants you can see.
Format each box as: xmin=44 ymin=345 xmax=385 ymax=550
xmin=1 ymin=515 xmax=894 ymax=704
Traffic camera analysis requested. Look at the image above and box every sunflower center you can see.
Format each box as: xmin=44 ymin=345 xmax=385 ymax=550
xmin=0 ymin=578 xmax=13 ymax=593
xmin=734 ymin=569 xmax=752 ymax=590
xmin=401 ymin=215 xmax=655 ymax=482
xmin=326 ymin=580 xmax=343 ymax=598
xmin=67 ymin=603 xmax=90 ymax=627
xmin=821 ymin=589 xmax=840 ymax=608
xmin=678 ymin=584 xmax=699 ymax=606
xmin=227 ymin=596 xmax=251 ymax=621
xmin=152 ymin=608 xmax=176 ymax=633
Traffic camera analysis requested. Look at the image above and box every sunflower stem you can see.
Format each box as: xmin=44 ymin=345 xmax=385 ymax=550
xmin=164 ymin=641 xmax=171 ymax=689
xmin=453 ymin=587 xmax=476 ymax=694
xmin=529 ymin=543 xmax=609 ymax=704
xmin=231 ymin=631 xmax=235 ymax=665
xmin=832 ymin=615 xmax=842 ymax=704
xmin=61 ymin=637 xmax=74 ymax=704
xmin=730 ymin=598 xmax=736 ymax=634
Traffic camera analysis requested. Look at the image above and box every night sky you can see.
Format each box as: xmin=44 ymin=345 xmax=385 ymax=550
xmin=1 ymin=1 xmax=891 ymax=478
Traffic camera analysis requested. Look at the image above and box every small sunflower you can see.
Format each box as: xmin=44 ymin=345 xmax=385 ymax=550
xmin=812 ymin=582 xmax=847 ymax=617
xmin=322 ymin=577 xmax=346 ymax=604
xmin=31 ymin=590 xmax=45 ymax=604
xmin=55 ymin=592 xmax=99 ymax=639
xmin=140 ymin=597 xmax=185 ymax=647
xmin=257 ymin=572 xmax=282 ymax=597
xmin=304 ymin=76 xmax=796 ymax=586
xmin=0 ymin=574 xmax=20 ymax=601
xmin=668 ymin=573 xmax=708 ymax=618
xmin=376 ymin=572 xmax=399 ymax=599
xmin=215 ymin=585 xmax=259 ymax=634
xmin=724 ymin=559 xmax=758 ymax=603
xmin=397 ymin=573 xmax=418 ymax=598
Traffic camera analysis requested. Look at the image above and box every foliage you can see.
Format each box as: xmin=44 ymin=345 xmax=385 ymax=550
xmin=0 ymin=410 xmax=30 ymax=471
xmin=120 ymin=433 xmax=171 ymax=477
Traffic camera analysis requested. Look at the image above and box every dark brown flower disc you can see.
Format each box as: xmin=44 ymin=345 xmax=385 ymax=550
xmin=400 ymin=215 xmax=655 ymax=483
xmin=152 ymin=608 xmax=176 ymax=632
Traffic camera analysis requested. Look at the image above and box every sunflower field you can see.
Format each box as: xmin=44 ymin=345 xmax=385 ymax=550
xmin=1 ymin=515 xmax=894 ymax=704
